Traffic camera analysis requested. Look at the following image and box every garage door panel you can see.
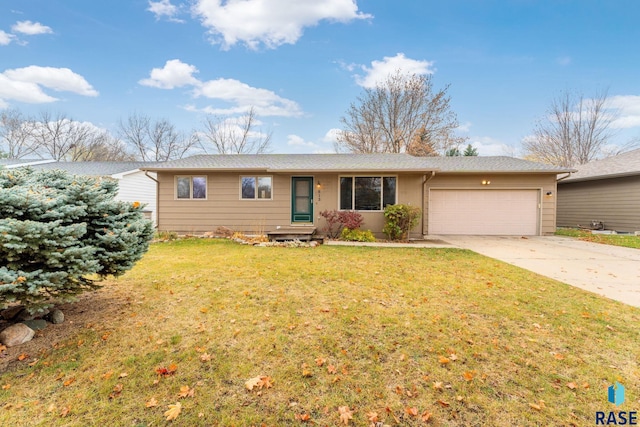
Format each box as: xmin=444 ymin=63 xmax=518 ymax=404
xmin=429 ymin=190 xmax=539 ymax=235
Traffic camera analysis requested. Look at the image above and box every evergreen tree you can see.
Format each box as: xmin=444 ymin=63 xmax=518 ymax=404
xmin=0 ymin=168 xmax=154 ymax=313
xmin=463 ymin=144 xmax=479 ymax=156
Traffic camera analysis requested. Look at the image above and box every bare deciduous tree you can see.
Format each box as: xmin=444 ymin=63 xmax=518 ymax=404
xmin=0 ymin=109 xmax=38 ymax=159
xmin=523 ymin=90 xmax=635 ymax=167
xmin=335 ymin=71 xmax=466 ymax=156
xmin=119 ymin=113 xmax=198 ymax=161
xmin=30 ymin=112 xmax=105 ymax=161
xmin=195 ymin=107 xmax=272 ymax=154
xmin=68 ymin=131 xmax=135 ymax=161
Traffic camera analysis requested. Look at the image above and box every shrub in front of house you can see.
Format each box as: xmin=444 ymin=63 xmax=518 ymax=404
xmin=340 ymin=227 xmax=376 ymax=242
xmin=0 ymin=168 xmax=154 ymax=314
xmin=383 ymin=204 xmax=421 ymax=241
xmin=320 ymin=210 xmax=364 ymax=239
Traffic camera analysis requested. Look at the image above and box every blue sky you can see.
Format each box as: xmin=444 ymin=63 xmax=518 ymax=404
xmin=1 ymin=0 xmax=640 ymax=156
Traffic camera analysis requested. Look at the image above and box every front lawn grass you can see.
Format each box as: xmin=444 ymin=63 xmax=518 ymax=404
xmin=556 ymin=227 xmax=640 ymax=249
xmin=1 ymin=239 xmax=639 ymax=426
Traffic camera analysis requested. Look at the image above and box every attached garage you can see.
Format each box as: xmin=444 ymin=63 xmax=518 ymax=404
xmin=428 ymin=189 xmax=540 ymax=235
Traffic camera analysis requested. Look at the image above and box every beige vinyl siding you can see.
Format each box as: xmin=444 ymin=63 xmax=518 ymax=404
xmin=557 ymin=175 xmax=640 ymax=232
xmin=157 ymin=172 xmax=424 ymax=237
xmin=423 ymin=173 xmax=558 ymax=235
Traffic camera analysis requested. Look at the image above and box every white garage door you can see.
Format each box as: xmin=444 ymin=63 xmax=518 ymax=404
xmin=429 ymin=189 xmax=539 ymax=235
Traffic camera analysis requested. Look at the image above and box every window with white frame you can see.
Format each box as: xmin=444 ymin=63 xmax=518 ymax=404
xmin=241 ymin=176 xmax=272 ymax=200
xmin=176 ymin=176 xmax=207 ymax=199
xmin=339 ymin=176 xmax=396 ymax=211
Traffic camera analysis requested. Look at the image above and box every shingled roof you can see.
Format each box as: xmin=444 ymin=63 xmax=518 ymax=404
xmin=561 ymin=148 xmax=640 ymax=182
xmin=27 ymin=161 xmax=160 ymax=177
xmin=141 ymin=153 xmax=572 ymax=174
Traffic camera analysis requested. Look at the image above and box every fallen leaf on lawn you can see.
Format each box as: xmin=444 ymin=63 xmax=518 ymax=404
xmin=60 ymin=405 xmax=71 ymax=417
xmin=145 ymin=397 xmax=158 ymax=408
xmin=463 ymin=371 xmax=475 ymax=381
xmin=17 ymin=353 xmax=28 ymax=361
xmin=327 ymin=365 xmax=337 ymax=374
xmin=119 ymin=372 xmax=128 ymax=378
xmin=421 ymin=410 xmax=433 ymax=421
xmin=199 ymin=307 xmax=208 ymax=313
xmin=102 ymin=371 xmax=114 ymax=380
xmin=433 ymin=381 xmax=443 ymax=391
xmin=437 ymin=399 xmax=450 ymax=407
xmin=529 ymin=402 xmax=542 ymax=411
xmin=315 ymin=357 xmax=326 ymax=367
xmin=178 ymin=385 xmax=195 ymax=398
xmin=47 ymin=403 xmax=56 ymax=413
xmin=338 ymin=405 xmax=353 ymax=425
xmin=245 ymin=375 xmax=273 ymax=391
xmin=367 ymin=411 xmax=379 ymax=422
xmin=2 ymin=384 xmax=10 ymax=390
xmin=405 ymin=407 xmax=418 ymax=417
xmin=164 ymin=402 xmax=182 ymax=421
xmin=566 ymin=382 xmax=577 ymax=390
xmin=295 ymin=413 xmax=311 ymax=422
xmin=156 ymin=364 xmax=178 ymax=377
xmin=439 ymin=356 xmax=450 ymax=365
xmin=63 ymin=378 xmax=76 ymax=387
xmin=200 ymin=353 xmax=211 ymax=362
xmin=554 ymin=353 xmax=565 ymax=360
xmin=109 ymin=383 xmax=123 ymax=399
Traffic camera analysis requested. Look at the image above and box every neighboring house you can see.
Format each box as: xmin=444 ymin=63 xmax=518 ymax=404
xmin=142 ymin=154 xmax=571 ymax=237
xmin=0 ymin=159 xmax=56 ymax=168
xmin=557 ymin=148 xmax=640 ymax=232
xmin=9 ymin=161 xmax=160 ymax=225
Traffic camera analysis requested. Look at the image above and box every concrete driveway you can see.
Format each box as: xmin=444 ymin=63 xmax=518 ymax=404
xmin=438 ymin=235 xmax=640 ymax=308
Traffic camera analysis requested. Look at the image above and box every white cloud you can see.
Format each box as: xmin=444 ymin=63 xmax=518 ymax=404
xmin=354 ymin=53 xmax=435 ymax=88
xmin=147 ymin=0 xmax=185 ymax=22
xmin=457 ymin=121 xmax=472 ymax=133
xmin=195 ymin=78 xmax=302 ymax=117
xmin=322 ymin=128 xmax=341 ymax=144
xmin=4 ymin=66 xmax=98 ymax=96
xmin=468 ymin=136 xmax=518 ymax=157
xmin=142 ymin=59 xmax=302 ymax=117
xmin=0 ymin=73 xmax=57 ymax=104
xmin=608 ymin=95 xmax=640 ymax=129
xmin=287 ymin=134 xmax=318 ymax=148
xmin=192 ymin=0 xmax=372 ymax=50
xmin=11 ymin=20 xmax=53 ymax=35
xmin=0 ymin=30 xmax=15 ymax=45
xmin=139 ymin=59 xmax=199 ymax=89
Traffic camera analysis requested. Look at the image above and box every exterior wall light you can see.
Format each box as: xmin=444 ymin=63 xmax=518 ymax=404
xmin=546 ymin=191 xmax=553 ymax=196
xmin=481 ymin=180 xmax=491 ymax=185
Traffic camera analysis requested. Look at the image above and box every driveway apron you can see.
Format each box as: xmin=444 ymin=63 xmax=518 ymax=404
xmin=438 ymin=235 xmax=640 ymax=308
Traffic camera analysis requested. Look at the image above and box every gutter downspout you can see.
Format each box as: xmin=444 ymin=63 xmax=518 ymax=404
xmin=422 ymin=171 xmax=436 ymax=236
xmin=144 ymin=171 xmax=160 ymax=229
xmin=556 ymin=172 xmax=572 ymax=182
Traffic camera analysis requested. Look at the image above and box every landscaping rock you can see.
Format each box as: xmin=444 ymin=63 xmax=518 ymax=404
xmin=46 ymin=309 xmax=65 ymax=324
xmin=1 ymin=305 xmax=24 ymax=321
xmin=0 ymin=323 xmax=35 ymax=347
xmin=22 ymin=319 xmax=48 ymax=331
xmin=16 ymin=307 xmax=49 ymax=321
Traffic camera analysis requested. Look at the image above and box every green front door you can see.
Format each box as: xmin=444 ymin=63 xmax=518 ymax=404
xmin=291 ymin=177 xmax=313 ymax=223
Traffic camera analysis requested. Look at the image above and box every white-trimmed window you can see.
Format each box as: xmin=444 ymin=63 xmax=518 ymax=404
xmin=241 ymin=176 xmax=272 ymax=200
xmin=176 ymin=176 xmax=207 ymax=200
xmin=339 ymin=176 xmax=396 ymax=211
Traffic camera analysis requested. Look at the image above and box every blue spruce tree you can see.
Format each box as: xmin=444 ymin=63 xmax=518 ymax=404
xmin=0 ymin=168 xmax=154 ymax=313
